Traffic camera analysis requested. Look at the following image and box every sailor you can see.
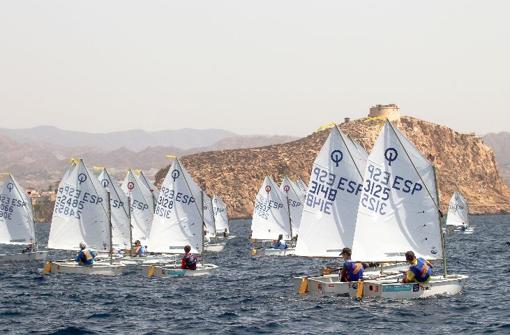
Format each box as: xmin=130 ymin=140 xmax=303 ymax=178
xmin=132 ymin=240 xmax=146 ymax=257
xmin=21 ymin=240 xmax=36 ymax=254
xmin=339 ymin=247 xmax=367 ymax=282
xmin=461 ymin=223 xmax=468 ymax=231
xmin=402 ymin=251 xmax=433 ymax=284
xmin=75 ymin=242 xmax=97 ymax=266
xmin=223 ymin=228 xmax=229 ymax=238
xmin=272 ymin=234 xmax=288 ymax=249
xmin=181 ymin=245 xmax=197 ymax=270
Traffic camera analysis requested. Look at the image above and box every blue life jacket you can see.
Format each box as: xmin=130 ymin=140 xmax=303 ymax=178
xmin=410 ymin=257 xmax=432 ymax=283
xmin=344 ymin=260 xmax=364 ymax=281
xmin=273 ymin=240 xmax=288 ymax=249
xmin=75 ymin=248 xmax=96 ymax=266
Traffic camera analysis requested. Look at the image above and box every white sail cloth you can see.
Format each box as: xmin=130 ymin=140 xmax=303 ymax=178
xmin=213 ymin=196 xmax=229 ymax=234
xmin=98 ymin=169 xmax=131 ymax=247
xmin=202 ymin=193 xmax=216 ymax=238
xmin=137 ymin=170 xmax=160 ymax=200
xmin=295 ymin=127 xmax=367 ymax=257
xmin=351 ymin=121 xmax=443 ymax=262
xmin=147 ymin=159 xmax=204 ymax=254
xmin=48 ymin=160 xmax=110 ymax=251
xmin=121 ymin=170 xmax=154 ymax=243
xmin=280 ymin=176 xmax=304 ymax=236
xmin=251 ymin=176 xmax=291 ymax=240
xmin=446 ymin=192 xmax=469 ymax=227
xmin=0 ymin=174 xmax=36 ymax=245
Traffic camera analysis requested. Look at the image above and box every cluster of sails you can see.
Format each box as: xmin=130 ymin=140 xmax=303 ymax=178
xmin=0 ymin=157 xmax=230 ymax=277
xmin=250 ymin=120 xmax=469 ymax=299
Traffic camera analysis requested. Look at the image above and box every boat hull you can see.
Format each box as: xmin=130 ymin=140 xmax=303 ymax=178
xmin=204 ymin=243 xmax=225 ymax=252
xmin=349 ymin=274 xmax=468 ymax=299
xmin=252 ymin=248 xmax=295 ymax=257
xmin=43 ymin=261 xmax=126 ymax=276
xmin=146 ymin=263 xmax=218 ymax=278
xmin=0 ymin=251 xmax=48 ymax=264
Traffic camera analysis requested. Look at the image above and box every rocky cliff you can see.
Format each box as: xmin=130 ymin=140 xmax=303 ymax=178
xmin=155 ymin=116 xmax=510 ymax=218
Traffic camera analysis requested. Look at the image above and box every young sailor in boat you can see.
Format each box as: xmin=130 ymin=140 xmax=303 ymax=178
xmin=181 ymin=245 xmax=197 ymax=270
xmin=272 ymin=234 xmax=288 ymax=249
xmin=21 ymin=240 xmax=36 ymax=253
xmin=339 ymin=247 xmax=367 ymax=282
xmin=132 ymin=240 xmax=146 ymax=257
xmin=223 ymin=228 xmax=229 ymax=238
xmin=75 ymin=242 xmax=97 ymax=266
xmin=401 ymin=251 xmax=433 ymax=284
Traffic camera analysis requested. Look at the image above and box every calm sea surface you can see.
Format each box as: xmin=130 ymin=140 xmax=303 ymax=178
xmin=0 ymin=215 xmax=509 ymax=334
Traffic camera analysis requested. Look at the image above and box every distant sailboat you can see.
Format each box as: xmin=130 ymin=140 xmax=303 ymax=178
xmin=146 ymin=158 xmax=218 ymax=277
xmin=98 ymin=168 xmax=131 ymax=249
xmin=202 ymin=192 xmax=226 ymax=252
xmin=349 ymin=121 xmax=467 ymax=299
xmin=279 ymin=176 xmax=304 ymax=237
xmin=445 ymin=192 xmax=471 ymax=233
xmin=0 ymin=173 xmax=47 ymax=263
xmin=121 ymin=169 xmax=154 ymax=244
xmin=212 ymin=196 xmax=229 ymax=236
xmin=251 ymin=176 xmax=294 ymax=256
xmin=136 ymin=169 xmax=160 ymax=202
xmin=44 ymin=160 xmax=125 ymax=275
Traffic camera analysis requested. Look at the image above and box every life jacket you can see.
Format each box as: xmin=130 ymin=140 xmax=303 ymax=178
xmin=182 ymin=253 xmax=197 ymax=270
xmin=344 ymin=260 xmax=364 ymax=281
xmin=79 ymin=249 xmax=94 ymax=265
xmin=410 ymin=258 xmax=432 ymax=283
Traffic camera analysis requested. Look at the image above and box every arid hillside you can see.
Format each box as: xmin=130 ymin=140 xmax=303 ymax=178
xmin=156 ymin=116 xmax=510 ymax=218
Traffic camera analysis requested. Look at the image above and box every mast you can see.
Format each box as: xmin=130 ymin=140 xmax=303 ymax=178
xmin=201 ymin=190 xmax=205 ymax=265
xmin=283 ymin=178 xmax=293 ymax=241
xmin=127 ymin=195 xmax=133 ymax=255
xmin=433 ymin=166 xmax=447 ymax=277
xmin=107 ymin=191 xmax=113 ymax=265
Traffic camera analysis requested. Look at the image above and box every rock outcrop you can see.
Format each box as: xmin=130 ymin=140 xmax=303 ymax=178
xmin=155 ymin=116 xmax=510 ymax=217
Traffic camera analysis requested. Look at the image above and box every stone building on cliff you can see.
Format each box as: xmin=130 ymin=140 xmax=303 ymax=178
xmin=369 ymin=104 xmax=401 ymax=121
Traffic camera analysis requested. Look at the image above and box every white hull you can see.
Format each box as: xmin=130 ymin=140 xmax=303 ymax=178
xmin=252 ymin=248 xmax=295 ymax=257
xmin=43 ymin=261 xmax=126 ymax=276
xmin=349 ymin=274 xmax=468 ymax=299
xmin=204 ymin=243 xmax=225 ymax=252
xmin=119 ymin=254 xmax=180 ymax=266
xmin=0 ymin=251 xmax=48 ymax=264
xmin=146 ymin=263 xmax=218 ymax=278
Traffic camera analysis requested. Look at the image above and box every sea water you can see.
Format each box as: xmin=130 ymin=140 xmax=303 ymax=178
xmin=0 ymin=215 xmax=509 ymax=334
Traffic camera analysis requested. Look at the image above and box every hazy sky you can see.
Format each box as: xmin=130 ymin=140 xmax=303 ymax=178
xmin=0 ymin=1 xmax=508 ymax=136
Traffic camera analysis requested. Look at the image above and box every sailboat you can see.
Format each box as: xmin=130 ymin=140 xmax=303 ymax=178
xmin=202 ymin=192 xmax=225 ymax=252
xmin=293 ymin=126 xmax=371 ymax=295
xmin=212 ymin=196 xmax=231 ymax=238
xmin=0 ymin=173 xmax=47 ymax=263
xmin=445 ymin=192 xmax=472 ymax=233
xmin=136 ymin=169 xmax=160 ymax=203
xmin=145 ymin=158 xmax=218 ymax=277
xmin=121 ymin=169 xmax=154 ymax=245
xmin=280 ymin=176 xmax=304 ymax=238
xmin=98 ymin=168 xmax=131 ymax=250
xmin=251 ymin=176 xmax=294 ymax=256
xmin=348 ymin=121 xmax=467 ymax=299
xmin=43 ymin=160 xmax=125 ymax=276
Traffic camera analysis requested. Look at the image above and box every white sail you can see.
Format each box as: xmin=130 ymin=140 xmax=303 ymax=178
xmin=0 ymin=174 xmax=36 ymax=245
xmin=98 ymin=169 xmax=131 ymax=247
xmin=446 ymin=192 xmax=469 ymax=227
xmin=280 ymin=176 xmax=304 ymax=236
xmin=48 ymin=160 xmax=110 ymax=251
xmin=295 ymin=127 xmax=366 ymax=257
xmin=147 ymin=159 xmax=204 ymax=254
xmin=137 ymin=170 xmax=160 ymax=201
xmin=251 ymin=176 xmax=291 ymax=240
xmin=121 ymin=170 xmax=154 ymax=243
xmin=296 ymin=179 xmax=308 ymax=194
xmin=202 ymin=192 xmax=216 ymax=238
xmin=351 ymin=121 xmax=442 ymax=262
xmin=213 ymin=196 xmax=229 ymax=234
